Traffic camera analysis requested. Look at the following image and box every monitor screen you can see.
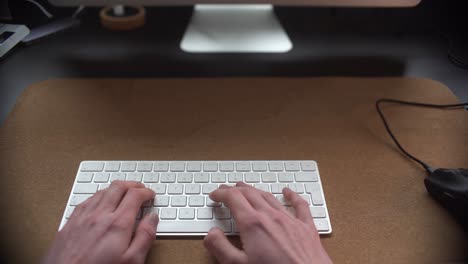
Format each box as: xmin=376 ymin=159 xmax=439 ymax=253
xmin=49 ymin=0 xmax=421 ymax=7
xmin=49 ymin=0 xmax=421 ymax=53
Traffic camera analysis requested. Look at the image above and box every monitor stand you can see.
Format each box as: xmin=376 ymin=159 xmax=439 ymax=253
xmin=180 ymin=4 xmax=292 ymax=53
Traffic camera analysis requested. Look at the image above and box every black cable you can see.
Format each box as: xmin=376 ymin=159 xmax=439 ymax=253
xmin=376 ymin=98 xmax=468 ymax=174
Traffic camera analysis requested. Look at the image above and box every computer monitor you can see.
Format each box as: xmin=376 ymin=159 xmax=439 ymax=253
xmin=49 ymin=0 xmax=421 ymax=53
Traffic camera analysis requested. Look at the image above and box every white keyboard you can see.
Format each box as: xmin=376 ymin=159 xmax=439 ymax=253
xmin=60 ymin=160 xmax=332 ymax=235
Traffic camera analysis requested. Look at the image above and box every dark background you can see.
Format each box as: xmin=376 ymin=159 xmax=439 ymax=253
xmin=1 ymin=0 xmax=468 ymax=124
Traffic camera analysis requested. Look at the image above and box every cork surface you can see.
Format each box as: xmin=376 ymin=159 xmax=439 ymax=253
xmin=0 ymin=78 xmax=467 ymax=263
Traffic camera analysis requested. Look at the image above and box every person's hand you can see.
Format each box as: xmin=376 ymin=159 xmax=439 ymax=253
xmin=42 ymin=181 xmax=158 ymax=264
xmin=204 ymin=182 xmax=332 ymax=264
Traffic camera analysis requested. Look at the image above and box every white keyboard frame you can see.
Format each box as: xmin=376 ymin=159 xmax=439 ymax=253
xmin=60 ymin=160 xmax=332 ymax=236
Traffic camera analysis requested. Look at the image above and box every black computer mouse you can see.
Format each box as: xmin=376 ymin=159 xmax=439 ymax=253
xmin=424 ymin=168 xmax=468 ymax=228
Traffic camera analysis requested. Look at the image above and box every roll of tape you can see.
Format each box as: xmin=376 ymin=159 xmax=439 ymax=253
xmin=100 ymin=6 xmax=145 ymax=31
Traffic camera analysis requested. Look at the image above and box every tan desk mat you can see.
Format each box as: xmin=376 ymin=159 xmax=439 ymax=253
xmin=1 ymin=78 xmax=467 ymax=263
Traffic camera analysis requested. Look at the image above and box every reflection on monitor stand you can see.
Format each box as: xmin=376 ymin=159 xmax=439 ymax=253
xmin=180 ymin=5 xmax=292 ymax=53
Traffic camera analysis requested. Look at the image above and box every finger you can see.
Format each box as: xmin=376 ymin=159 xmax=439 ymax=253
xmin=124 ymin=213 xmax=159 ymax=264
xmin=83 ymin=190 xmax=106 ymax=212
xmin=72 ymin=190 xmax=106 ymax=218
xmin=283 ymin=188 xmax=313 ymax=223
xmin=204 ymin=228 xmax=248 ymax=264
xmin=209 ymin=188 xmax=255 ymax=221
xmin=114 ymin=188 xmax=155 ymax=223
xmin=236 ymin=182 xmax=249 ymax=187
xmin=97 ymin=181 xmax=146 ymax=212
xmin=260 ymin=191 xmax=286 ymax=211
xmin=235 ymin=185 xmax=273 ymax=211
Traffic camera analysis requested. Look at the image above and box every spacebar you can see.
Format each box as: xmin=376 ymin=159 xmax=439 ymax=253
xmin=157 ymin=220 xmax=232 ymax=233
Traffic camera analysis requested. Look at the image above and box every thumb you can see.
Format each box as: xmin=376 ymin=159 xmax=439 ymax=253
xmin=124 ymin=212 xmax=159 ymax=263
xmin=204 ymin=228 xmax=248 ymax=264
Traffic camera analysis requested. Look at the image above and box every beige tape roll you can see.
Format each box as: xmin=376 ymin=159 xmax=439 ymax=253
xmin=100 ymin=6 xmax=146 ymax=31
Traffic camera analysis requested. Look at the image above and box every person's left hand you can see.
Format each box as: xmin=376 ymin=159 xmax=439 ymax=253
xmin=42 ymin=181 xmax=158 ymax=264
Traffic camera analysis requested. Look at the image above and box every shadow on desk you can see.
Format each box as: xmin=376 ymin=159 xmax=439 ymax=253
xmin=62 ymin=56 xmax=405 ymax=78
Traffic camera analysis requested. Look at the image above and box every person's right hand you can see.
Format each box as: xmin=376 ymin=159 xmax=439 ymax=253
xmin=204 ymin=182 xmax=332 ymax=264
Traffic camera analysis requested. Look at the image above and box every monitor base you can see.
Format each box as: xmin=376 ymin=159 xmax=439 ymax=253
xmin=180 ymin=5 xmax=292 ymax=53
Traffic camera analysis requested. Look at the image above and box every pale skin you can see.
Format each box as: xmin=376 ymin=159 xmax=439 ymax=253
xmin=43 ymin=181 xmax=332 ymax=264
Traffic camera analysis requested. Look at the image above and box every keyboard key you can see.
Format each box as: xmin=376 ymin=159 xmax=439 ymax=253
xmin=171 ymin=196 xmax=187 ymax=207
xmin=295 ymin=172 xmax=318 ymax=182
xmin=252 ymin=161 xmax=267 ymax=172
xmin=232 ymin=220 xmax=239 ymax=233
xmin=268 ymin=161 xmax=284 ymax=171
xmin=99 ymin=183 xmax=110 ymax=190
xmin=170 ymin=162 xmax=185 ymax=172
xmin=189 ymin=196 xmax=204 ymax=206
xmin=168 ymin=184 xmax=183 ymax=194
xmin=276 ymin=195 xmax=290 ymax=206
xmin=65 ymin=206 xmax=75 ymax=218
xmin=261 ymin=172 xmax=276 ymax=182
xmin=73 ymin=183 xmax=98 ymax=194
xmin=158 ymin=219 xmax=231 ymax=233
xmin=311 ymin=192 xmax=324 ymax=206
xmin=70 ymin=194 xmax=93 ymax=206
xmin=160 ymin=173 xmax=176 ymax=183
xmin=197 ymin=208 xmax=213 ymax=219
xmin=254 ymin=184 xmax=270 ymax=192
xmin=179 ymin=208 xmax=195 ymax=220
xmin=305 ymin=183 xmax=321 ymax=193
xmin=185 ymin=184 xmax=201 ymax=194
xmin=310 ymin=207 xmax=326 ymax=218
xmin=211 ymin=173 xmax=226 ymax=183
xmin=160 ymin=208 xmax=177 ymax=219
xmin=126 ymin=172 xmax=143 ymax=182
xmin=187 ymin=162 xmax=202 ymax=172
xmin=137 ymin=162 xmax=153 ymax=172
xmin=271 ymin=183 xmax=287 ymax=194
xmin=143 ymin=173 xmax=159 ymax=183
xmin=151 ymin=184 xmax=166 ymax=194
xmin=194 ymin=173 xmax=209 ymax=183
xmin=300 ymin=194 xmax=311 ymax=205
xmin=214 ymin=207 xmax=231 ymax=219
xmin=177 ymin=173 xmax=193 ymax=183
xmin=305 ymin=184 xmax=324 ymax=205
xmin=77 ymin=172 xmax=93 ymax=183
xmin=202 ymin=184 xmax=218 ymax=194
xmin=284 ymin=161 xmax=300 ymax=171
xmin=154 ymin=162 xmax=169 ymax=172
xmin=143 ymin=207 xmax=159 ymax=217
xmin=219 ymin=162 xmax=234 ymax=172
xmin=206 ymin=196 xmax=221 ymax=207
xmin=278 ymin=172 xmax=294 ymax=182
xmin=121 ymin=162 xmax=137 ymax=172
xmin=245 ymin=172 xmax=260 ymax=183
xmin=80 ymin=162 xmax=104 ymax=172
xmin=313 ymin=219 xmax=330 ymax=232
xmin=228 ymin=172 xmax=243 ymax=183
xmin=236 ymin=161 xmax=251 ymax=172
xmin=154 ymin=195 xmax=169 ymax=206
xmin=110 ymin=172 xmax=126 ymax=182
xmin=93 ymin=172 xmax=110 ymax=183
xmin=288 ymin=183 xmax=304 ymax=193
xmin=300 ymin=161 xmax=317 ymax=171
xmin=203 ymin=162 xmax=218 ymax=172
xmin=104 ymin=162 xmax=120 ymax=172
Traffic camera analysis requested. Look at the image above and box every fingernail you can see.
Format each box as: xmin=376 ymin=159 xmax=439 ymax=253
xmin=149 ymin=212 xmax=159 ymax=226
